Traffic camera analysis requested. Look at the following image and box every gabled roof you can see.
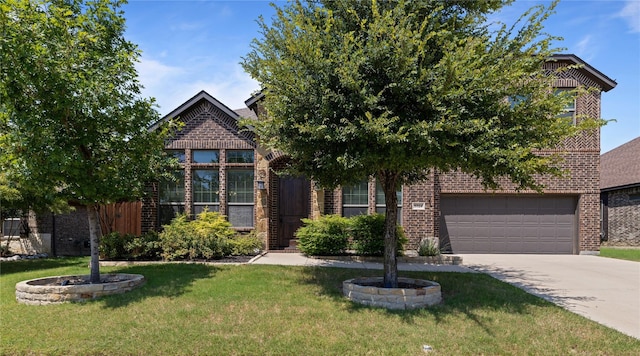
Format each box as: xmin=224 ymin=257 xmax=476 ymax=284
xmin=150 ymin=90 xmax=241 ymax=131
xmin=601 ymin=137 xmax=640 ymax=191
xmin=234 ymin=107 xmax=258 ymax=121
xmin=550 ymin=54 xmax=617 ymax=92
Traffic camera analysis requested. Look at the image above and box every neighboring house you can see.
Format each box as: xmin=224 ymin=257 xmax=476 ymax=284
xmin=140 ymin=54 xmax=616 ymax=255
xmin=600 ymin=137 xmax=640 ymax=246
xmin=11 ymin=54 xmax=615 ymax=256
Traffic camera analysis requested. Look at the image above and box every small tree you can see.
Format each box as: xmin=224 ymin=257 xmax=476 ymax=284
xmin=1 ymin=0 xmax=173 ymax=282
xmin=243 ymin=0 xmax=600 ymax=287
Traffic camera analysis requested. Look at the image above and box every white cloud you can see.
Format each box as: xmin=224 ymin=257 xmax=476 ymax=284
xmin=136 ymin=56 xmax=260 ymax=116
xmin=136 ymin=57 xmax=184 ymax=89
xmin=574 ymin=35 xmax=595 ymax=61
xmin=618 ymin=0 xmax=640 ymax=33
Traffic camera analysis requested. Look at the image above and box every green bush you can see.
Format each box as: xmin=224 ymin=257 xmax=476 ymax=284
xmin=100 ymin=231 xmax=162 ymax=260
xmin=296 ymin=215 xmax=350 ymax=256
xmin=159 ymin=211 xmax=235 ymax=260
xmin=126 ymin=231 xmax=162 ymax=260
xmin=99 ymin=232 xmax=128 ymax=260
xmin=417 ymin=237 xmax=440 ymax=257
xmin=349 ymin=213 xmax=407 ymax=256
xmin=230 ymin=230 xmax=263 ymax=256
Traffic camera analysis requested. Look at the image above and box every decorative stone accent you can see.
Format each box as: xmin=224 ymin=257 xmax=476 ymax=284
xmin=343 ymin=277 xmax=441 ymax=310
xmin=15 ymin=274 xmax=145 ymax=305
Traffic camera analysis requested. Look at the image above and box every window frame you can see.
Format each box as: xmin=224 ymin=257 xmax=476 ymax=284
xmin=192 ymin=169 xmax=220 ymax=215
xmin=226 ymin=168 xmax=255 ymax=228
xmin=342 ymin=181 xmax=369 ymax=217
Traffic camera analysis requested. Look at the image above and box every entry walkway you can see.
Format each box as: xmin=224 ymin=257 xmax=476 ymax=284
xmin=250 ymin=252 xmax=474 ymax=273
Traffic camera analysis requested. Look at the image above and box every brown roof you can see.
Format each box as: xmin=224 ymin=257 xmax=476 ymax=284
xmin=601 ymin=137 xmax=640 ymax=190
xmin=234 ymin=107 xmax=258 ymax=121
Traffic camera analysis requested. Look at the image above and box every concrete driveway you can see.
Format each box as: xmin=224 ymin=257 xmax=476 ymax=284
xmin=459 ymin=254 xmax=640 ymax=339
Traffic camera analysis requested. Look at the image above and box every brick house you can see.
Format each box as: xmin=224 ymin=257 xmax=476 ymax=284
xmin=140 ymin=54 xmax=616 ymax=255
xmin=600 ymin=137 xmax=640 ymax=246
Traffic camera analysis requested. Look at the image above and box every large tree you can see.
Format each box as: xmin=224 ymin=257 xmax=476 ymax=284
xmin=1 ymin=0 xmax=173 ymax=282
xmin=243 ymin=0 xmax=599 ymax=287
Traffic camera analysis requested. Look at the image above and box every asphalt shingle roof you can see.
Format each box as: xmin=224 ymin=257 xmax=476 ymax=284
xmin=600 ymin=137 xmax=640 ymax=190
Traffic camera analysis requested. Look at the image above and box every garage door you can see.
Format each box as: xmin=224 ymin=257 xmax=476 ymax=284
xmin=440 ymin=195 xmax=577 ymax=254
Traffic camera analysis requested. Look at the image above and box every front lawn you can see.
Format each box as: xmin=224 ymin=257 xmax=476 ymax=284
xmin=1 ymin=258 xmax=638 ymax=355
xmin=600 ymin=247 xmax=640 ymax=262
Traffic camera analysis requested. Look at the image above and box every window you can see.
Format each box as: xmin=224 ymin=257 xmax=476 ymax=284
xmin=227 ymin=169 xmax=254 ymax=227
xmin=342 ymin=181 xmax=369 ymax=217
xmin=193 ymin=170 xmax=220 ymax=214
xmin=227 ymin=150 xmax=254 ymax=164
xmin=375 ymin=182 xmax=403 ymax=224
xmin=193 ymin=150 xmax=219 ymax=164
xmin=629 ymin=193 xmax=640 ymax=202
xmin=555 ymin=88 xmax=576 ymax=124
xmin=159 ymin=170 xmax=185 ymax=226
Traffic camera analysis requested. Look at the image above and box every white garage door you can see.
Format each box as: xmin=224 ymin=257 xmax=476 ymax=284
xmin=440 ymin=195 xmax=577 ymax=254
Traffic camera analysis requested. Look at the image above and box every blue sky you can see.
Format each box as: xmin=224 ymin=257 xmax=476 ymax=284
xmin=123 ymin=0 xmax=639 ymax=153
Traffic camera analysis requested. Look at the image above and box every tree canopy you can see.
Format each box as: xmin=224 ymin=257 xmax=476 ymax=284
xmin=1 ymin=0 xmax=173 ymax=282
xmin=243 ymin=0 xmax=595 ymax=286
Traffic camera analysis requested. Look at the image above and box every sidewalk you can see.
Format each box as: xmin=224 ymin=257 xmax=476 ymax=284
xmin=249 ymin=252 xmax=475 ymax=273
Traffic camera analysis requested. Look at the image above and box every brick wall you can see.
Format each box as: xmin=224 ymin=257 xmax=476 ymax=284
xmin=604 ymin=187 xmax=640 ymax=246
xmin=142 ymin=99 xmax=258 ymax=232
xmin=319 ymin=59 xmax=604 ymax=253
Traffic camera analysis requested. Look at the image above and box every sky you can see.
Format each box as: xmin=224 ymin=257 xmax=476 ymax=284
xmin=122 ymin=0 xmax=640 ymax=154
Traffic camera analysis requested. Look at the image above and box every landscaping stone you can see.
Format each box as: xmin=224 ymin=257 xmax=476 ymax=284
xmin=15 ymin=274 xmax=145 ymax=305
xmin=343 ymin=276 xmax=441 ymax=310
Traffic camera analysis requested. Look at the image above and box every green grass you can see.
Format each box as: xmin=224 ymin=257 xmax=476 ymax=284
xmin=600 ymin=247 xmax=640 ymax=262
xmin=1 ymin=258 xmax=638 ymax=355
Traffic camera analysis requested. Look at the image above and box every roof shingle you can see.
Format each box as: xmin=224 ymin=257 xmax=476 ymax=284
xmin=601 ymin=137 xmax=640 ymax=190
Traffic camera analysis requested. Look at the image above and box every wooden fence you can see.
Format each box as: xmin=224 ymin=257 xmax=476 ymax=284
xmin=99 ymin=201 xmax=142 ymax=236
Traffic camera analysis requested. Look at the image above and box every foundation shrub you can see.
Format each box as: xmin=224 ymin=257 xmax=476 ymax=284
xmin=159 ymin=211 xmax=235 ymax=260
xmin=125 ymin=231 xmax=162 ymax=260
xmin=349 ymin=213 xmax=407 ymax=256
xmin=296 ymin=215 xmax=350 ymax=255
xmin=230 ymin=230 xmax=263 ymax=256
xmin=417 ymin=237 xmax=440 ymax=257
xmin=100 ymin=231 xmax=163 ymax=260
xmin=99 ymin=232 xmax=128 ymax=260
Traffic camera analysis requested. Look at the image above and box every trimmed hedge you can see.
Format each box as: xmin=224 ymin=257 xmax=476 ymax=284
xmin=296 ymin=215 xmax=350 ymax=256
xmin=350 ymin=214 xmax=407 ymax=256
xmin=296 ymin=213 xmax=407 ymax=256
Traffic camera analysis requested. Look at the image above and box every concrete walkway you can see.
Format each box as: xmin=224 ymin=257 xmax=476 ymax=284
xmin=459 ymin=254 xmax=640 ymax=340
xmin=250 ymin=252 xmax=474 ymax=273
xmin=251 ymin=252 xmax=640 ymax=339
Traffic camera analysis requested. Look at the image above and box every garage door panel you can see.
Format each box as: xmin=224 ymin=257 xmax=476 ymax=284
xmin=440 ymin=196 xmax=576 ymax=254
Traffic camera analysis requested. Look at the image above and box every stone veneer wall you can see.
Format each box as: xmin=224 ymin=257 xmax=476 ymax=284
xmin=604 ymin=187 xmax=640 ymax=246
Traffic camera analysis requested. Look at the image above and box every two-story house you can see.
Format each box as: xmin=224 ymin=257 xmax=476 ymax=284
xmin=139 ymin=54 xmax=616 ymax=255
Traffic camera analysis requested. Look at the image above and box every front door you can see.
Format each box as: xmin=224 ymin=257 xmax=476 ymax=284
xmin=277 ymin=176 xmax=310 ymax=247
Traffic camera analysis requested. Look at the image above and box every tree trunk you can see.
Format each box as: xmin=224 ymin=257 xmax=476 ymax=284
xmin=87 ymin=204 xmax=101 ymax=284
xmin=379 ymin=171 xmax=399 ymax=288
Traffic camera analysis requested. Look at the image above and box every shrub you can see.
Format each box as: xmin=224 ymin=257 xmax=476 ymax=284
xmin=160 ymin=211 xmax=236 ymax=260
xmin=296 ymin=215 xmax=350 ymax=256
xmin=349 ymin=213 xmax=407 ymax=256
xmin=417 ymin=237 xmax=440 ymax=257
xmin=158 ymin=214 xmax=192 ymax=260
xmin=99 ymin=232 xmax=128 ymax=260
xmin=125 ymin=231 xmax=162 ymax=260
xmin=100 ymin=231 xmax=162 ymax=260
xmin=230 ymin=230 xmax=263 ymax=256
